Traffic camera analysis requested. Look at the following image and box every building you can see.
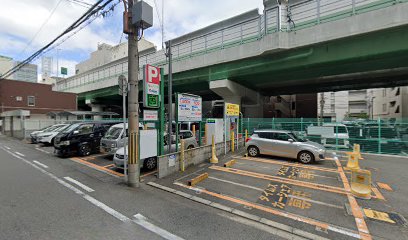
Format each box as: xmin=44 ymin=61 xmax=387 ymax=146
xmin=264 ymin=94 xmax=317 ymax=118
xmin=318 ymin=90 xmax=368 ymax=121
xmin=0 ymin=78 xmax=77 ymax=119
xmin=0 ymin=55 xmax=38 ymax=82
xmin=75 ymin=40 xmax=155 ymax=75
xmin=368 ymin=87 xmax=408 ymax=119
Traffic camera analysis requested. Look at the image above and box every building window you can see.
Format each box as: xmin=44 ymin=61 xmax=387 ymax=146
xmin=382 ymin=103 xmax=386 ymax=112
xmin=27 ymin=96 xmax=35 ymax=106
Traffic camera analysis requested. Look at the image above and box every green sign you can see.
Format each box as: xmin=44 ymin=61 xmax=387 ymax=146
xmin=61 ymin=67 xmax=68 ymax=75
xmin=207 ymin=119 xmax=216 ymax=124
xmin=147 ymin=94 xmax=159 ymax=107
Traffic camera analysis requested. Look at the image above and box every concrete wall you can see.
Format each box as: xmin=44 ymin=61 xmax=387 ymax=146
xmin=158 ymin=140 xmax=244 ymax=179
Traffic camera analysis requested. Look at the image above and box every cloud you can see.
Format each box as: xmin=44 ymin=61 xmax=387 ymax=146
xmin=1 ymin=0 xmax=264 ymax=76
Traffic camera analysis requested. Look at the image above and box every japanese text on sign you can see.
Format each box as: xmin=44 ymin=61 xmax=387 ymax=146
xmin=177 ymin=94 xmax=202 ymax=122
xmin=225 ymin=103 xmax=239 ymax=116
xmin=143 ymin=110 xmax=158 ymax=121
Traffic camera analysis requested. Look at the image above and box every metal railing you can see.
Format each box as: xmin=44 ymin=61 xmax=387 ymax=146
xmin=56 ymin=0 xmax=406 ymax=92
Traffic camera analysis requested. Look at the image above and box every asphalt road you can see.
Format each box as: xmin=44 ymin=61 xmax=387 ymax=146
xmin=0 ymin=135 xmax=289 ymax=240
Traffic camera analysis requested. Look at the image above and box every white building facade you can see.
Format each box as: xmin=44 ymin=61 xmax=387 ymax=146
xmin=0 ymin=55 xmax=38 ymax=83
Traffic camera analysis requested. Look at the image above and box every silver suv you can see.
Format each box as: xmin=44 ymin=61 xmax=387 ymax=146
xmin=246 ymin=130 xmax=326 ymax=164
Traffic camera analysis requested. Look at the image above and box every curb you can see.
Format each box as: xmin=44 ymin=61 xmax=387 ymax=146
xmin=147 ymin=182 xmax=329 ymax=240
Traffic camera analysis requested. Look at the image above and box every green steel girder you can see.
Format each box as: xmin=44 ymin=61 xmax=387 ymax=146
xmin=79 ymin=24 xmax=408 ymax=101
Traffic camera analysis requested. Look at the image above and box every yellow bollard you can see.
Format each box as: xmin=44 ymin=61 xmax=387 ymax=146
xmin=245 ymin=129 xmax=248 ymax=142
xmin=180 ymin=139 xmax=185 ymax=172
xmin=345 ymin=153 xmax=360 ymax=171
xmin=231 ymin=131 xmax=235 ymax=153
xmin=192 ymin=125 xmax=196 ymax=138
xmin=350 ymin=169 xmax=372 ymax=199
xmin=353 ymin=144 xmax=363 ymax=160
xmin=210 ymin=135 xmax=218 ymax=164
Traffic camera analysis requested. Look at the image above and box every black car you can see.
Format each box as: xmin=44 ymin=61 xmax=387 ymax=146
xmin=54 ymin=121 xmax=118 ymax=157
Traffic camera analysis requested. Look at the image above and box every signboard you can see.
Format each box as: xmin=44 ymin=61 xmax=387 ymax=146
xmin=143 ymin=110 xmax=158 ymax=121
xmin=177 ymin=93 xmax=202 ymax=122
xmin=207 ymin=119 xmax=216 ymax=124
xmin=61 ymin=67 xmax=68 ymax=75
xmin=226 ymin=103 xmax=240 ymax=116
xmin=118 ymin=75 xmax=127 ymax=96
xmin=169 ymin=154 xmax=176 ymax=167
xmin=143 ymin=64 xmax=161 ymax=108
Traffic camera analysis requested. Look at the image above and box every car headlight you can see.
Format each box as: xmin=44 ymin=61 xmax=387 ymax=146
xmin=61 ymin=141 xmax=70 ymax=145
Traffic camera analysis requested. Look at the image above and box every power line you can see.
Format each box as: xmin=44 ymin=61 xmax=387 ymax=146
xmin=18 ymin=0 xmax=64 ymax=58
xmin=0 ymin=0 xmax=116 ymax=79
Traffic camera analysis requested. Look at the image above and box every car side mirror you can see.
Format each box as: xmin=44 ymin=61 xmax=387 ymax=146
xmin=73 ymin=130 xmax=79 ymax=135
xmin=288 ymin=139 xmax=294 ymax=143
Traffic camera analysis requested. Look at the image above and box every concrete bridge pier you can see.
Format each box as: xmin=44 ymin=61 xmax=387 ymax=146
xmin=86 ymin=99 xmax=104 ymax=120
xmin=209 ymin=79 xmax=264 ymax=118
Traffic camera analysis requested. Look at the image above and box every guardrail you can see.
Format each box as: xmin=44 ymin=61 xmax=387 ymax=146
xmin=56 ymin=0 xmax=406 ymax=92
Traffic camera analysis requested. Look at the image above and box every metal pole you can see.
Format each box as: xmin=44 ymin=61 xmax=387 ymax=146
xmin=123 ymin=81 xmax=127 ymax=181
xmin=127 ymin=0 xmax=140 ymax=187
xmin=167 ymin=40 xmax=173 ymax=154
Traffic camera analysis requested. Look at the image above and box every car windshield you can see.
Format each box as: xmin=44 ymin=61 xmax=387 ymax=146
xmin=54 ymin=125 xmax=69 ymax=132
xmin=287 ymin=132 xmax=307 ymax=142
xmin=43 ymin=125 xmax=61 ymax=132
xmin=62 ymin=123 xmax=80 ymax=133
xmin=104 ymin=127 xmax=123 ymax=139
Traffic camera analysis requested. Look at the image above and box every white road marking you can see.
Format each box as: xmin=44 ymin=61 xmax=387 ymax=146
xmin=15 ymin=152 xmax=25 ymax=157
xmin=64 ymin=177 xmax=94 ymax=192
xmin=0 ymin=146 xmax=185 ymax=240
xmin=35 ymin=148 xmax=51 ymax=154
xmin=133 ymin=214 xmax=185 ymax=240
xmin=4 ymin=146 xmax=11 ymax=150
xmin=33 ymin=160 xmax=49 ymax=169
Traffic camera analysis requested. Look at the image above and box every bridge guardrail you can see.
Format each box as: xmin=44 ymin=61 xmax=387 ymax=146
xmin=56 ymin=0 xmax=407 ymax=92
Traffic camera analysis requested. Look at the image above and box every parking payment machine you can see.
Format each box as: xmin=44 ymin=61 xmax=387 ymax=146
xmin=224 ymin=103 xmax=240 ymax=154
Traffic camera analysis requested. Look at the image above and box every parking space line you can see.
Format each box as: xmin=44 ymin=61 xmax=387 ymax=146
xmin=238 ymin=157 xmax=339 ymax=173
xmin=81 ymin=153 xmax=109 ymax=161
xmin=64 ymin=177 xmax=95 ymax=192
xmin=70 ymin=157 xmax=124 ymax=177
xmin=33 ymin=160 xmax=49 ymax=169
xmin=207 ymin=176 xmax=344 ymax=209
xmin=209 ymin=166 xmax=347 ymax=195
xmin=371 ymin=187 xmax=385 ymax=201
xmin=335 ymin=158 xmax=372 ymax=240
xmin=15 ymin=152 xmax=25 ymax=157
xmin=35 ymin=148 xmax=51 ymax=154
xmin=4 ymin=146 xmax=11 ymax=150
xmin=141 ymin=170 xmax=157 ymax=178
xmin=103 ymin=164 xmax=114 ymax=168
xmin=175 ymin=182 xmax=361 ymax=239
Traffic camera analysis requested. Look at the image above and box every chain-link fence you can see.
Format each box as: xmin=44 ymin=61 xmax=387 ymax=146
xmin=242 ymin=118 xmax=408 ymax=156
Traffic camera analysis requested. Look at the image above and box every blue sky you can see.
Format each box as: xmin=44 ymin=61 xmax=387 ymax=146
xmin=0 ymin=0 xmax=263 ymax=80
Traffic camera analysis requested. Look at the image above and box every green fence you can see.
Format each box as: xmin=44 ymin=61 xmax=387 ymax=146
xmin=242 ymin=118 xmax=408 ymax=156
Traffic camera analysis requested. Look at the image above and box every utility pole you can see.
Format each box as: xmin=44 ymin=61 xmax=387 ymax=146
xmin=127 ymin=0 xmax=140 ymax=187
xmin=166 ymin=40 xmax=173 ymax=153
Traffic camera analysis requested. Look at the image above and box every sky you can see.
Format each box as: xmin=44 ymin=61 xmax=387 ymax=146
xmin=0 ymin=0 xmax=264 ymax=80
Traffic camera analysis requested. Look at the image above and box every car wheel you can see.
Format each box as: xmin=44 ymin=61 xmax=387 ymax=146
xmin=79 ymin=144 xmax=92 ymax=156
xmin=298 ymin=151 xmax=314 ymax=164
xmin=247 ymin=146 xmax=259 ymax=157
xmin=144 ymin=157 xmax=157 ymax=170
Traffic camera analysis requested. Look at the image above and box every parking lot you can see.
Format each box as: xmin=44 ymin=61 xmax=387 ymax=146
xmin=149 ymin=151 xmax=408 ymax=240
xmin=32 ymin=143 xmax=157 ymax=181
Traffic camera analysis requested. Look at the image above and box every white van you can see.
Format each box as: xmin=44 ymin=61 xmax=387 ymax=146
xmin=100 ymin=123 xmax=143 ymax=155
xmin=307 ymin=123 xmax=349 ymax=148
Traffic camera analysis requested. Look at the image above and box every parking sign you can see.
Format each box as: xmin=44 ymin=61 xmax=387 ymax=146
xmin=143 ymin=64 xmax=161 ymax=108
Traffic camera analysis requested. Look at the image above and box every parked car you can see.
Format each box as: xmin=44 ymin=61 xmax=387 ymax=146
xmin=30 ymin=124 xmax=69 ymax=143
xmin=37 ymin=124 xmax=69 ymax=145
xmin=54 ymin=121 xmax=118 ymax=157
xmin=246 ymin=130 xmax=326 ymax=164
xmin=113 ymin=130 xmax=199 ymax=171
xmin=100 ymin=123 xmax=143 ymax=156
